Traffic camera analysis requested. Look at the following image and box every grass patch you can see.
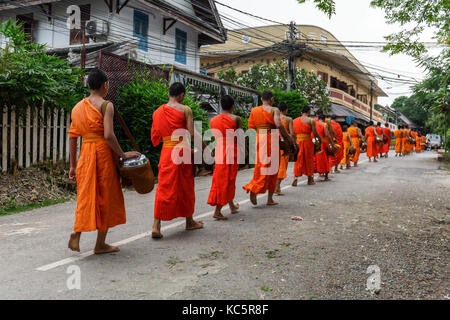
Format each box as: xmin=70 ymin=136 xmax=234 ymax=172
xmin=0 ymin=199 xmax=68 ymax=217
xmin=265 ymin=249 xmax=280 ymax=259
xmin=261 ymin=285 xmax=273 ymax=292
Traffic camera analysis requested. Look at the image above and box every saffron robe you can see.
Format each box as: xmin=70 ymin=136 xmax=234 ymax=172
xmin=277 ymin=119 xmax=290 ymax=180
xmin=365 ymin=126 xmax=377 ymax=158
xmin=243 ymin=106 xmax=278 ymax=194
xmin=151 ymin=104 xmax=195 ymax=221
xmin=348 ymin=126 xmax=360 ymax=163
xmin=313 ymin=119 xmax=330 ymax=174
xmin=394 ymin=129 xmax=403 ymax=153
xmin=376 ymin=126 xmax=383 ymax=155
xmin=340 ymin=132 xmax=351 ymax=165
xmin=329 ymin=120 xmax=344 ymax=167
xmin=293 ymin=117 xmax=314 ymax=177
xmin=382 ymin=127 xmax=391 ymax=153
xmin=207 ymin=113 xmax=239 ymax=206
xmin=68 ymin=98 xmax=126 ymax=232
xmin=400 ymin=130 xmax=407 ymax=153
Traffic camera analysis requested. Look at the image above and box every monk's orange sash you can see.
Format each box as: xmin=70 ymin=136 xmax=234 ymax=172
xmin=82 ymin=133 xmax=105 ymax=143
xmin=162 ymin=136 xmax=190 ymax=148
xmin=296 ymin=134 xmax=311 ymax=141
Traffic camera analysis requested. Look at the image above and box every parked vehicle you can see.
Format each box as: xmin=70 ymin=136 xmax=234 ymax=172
xmin=426 ymin=134 xmax=442 ymax=149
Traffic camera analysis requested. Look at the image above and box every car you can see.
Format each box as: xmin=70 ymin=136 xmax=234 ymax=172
xmin=426 ymin=134 xmax=442 ymax=149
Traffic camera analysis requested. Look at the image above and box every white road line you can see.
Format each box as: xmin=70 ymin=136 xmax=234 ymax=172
xmin=36 ymin=157 xmax=372 ymax=272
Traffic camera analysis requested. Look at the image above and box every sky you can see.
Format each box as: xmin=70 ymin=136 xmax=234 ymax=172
xmin=215 ymin=0 xmax=443 ymax=106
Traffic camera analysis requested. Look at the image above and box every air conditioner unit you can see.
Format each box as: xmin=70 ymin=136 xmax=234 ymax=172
xmin=128 ymin=49 xmax=137 ymax=60
xmin=85 ymin=20 xmax=109 ymax=37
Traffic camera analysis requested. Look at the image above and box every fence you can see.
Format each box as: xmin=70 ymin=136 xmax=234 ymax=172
xmin=0 ymin=105 xmax=71 ymax=173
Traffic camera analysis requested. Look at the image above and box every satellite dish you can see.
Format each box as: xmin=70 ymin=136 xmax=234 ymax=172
xmin=242 ymin=35 xmax=251 ymax=44
xmin=85 ymin=20 xmax=97 ymax=35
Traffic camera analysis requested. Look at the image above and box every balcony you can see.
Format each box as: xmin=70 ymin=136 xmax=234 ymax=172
xmin=329 ymin=87 xmax=385 ymax=123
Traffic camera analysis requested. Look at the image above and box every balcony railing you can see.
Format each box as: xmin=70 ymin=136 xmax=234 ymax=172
xmin=329 ymin=87 xmax=385 ymax=123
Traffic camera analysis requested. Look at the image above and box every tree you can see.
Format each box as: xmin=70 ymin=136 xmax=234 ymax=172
xmin=391 ymin=95 xmax=429 ymax=128
xmin=297 ymin=0 xmax=449 ymax=58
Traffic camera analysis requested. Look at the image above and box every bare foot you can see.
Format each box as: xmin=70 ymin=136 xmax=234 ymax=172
xmin=213 ymin=212 xmax=228 ymax=220
xmin=94 ymin=244 xmax=120 ymax=254
xmin=374 ymin=159 xmax=378 ymax=162
xmin=335 ymin=169 xmax=341 ymax=173
xmin=292 ymin=178 xmax=298 ymax=187
xmin=229 ymin=202 xmax=239 ymax=214
xmin=151 ymin=231 xmax=163 ymax=239
xmin=276 ymin=192 xmax=285 ymax=196
xmin=267 ymin=200 xmax=279 ymax=206
xmin=186 ymin=220 xmax=204 ymax=230
xmin=68 ymin=232 xmax=81 ymax=252
xmin=250 ymin=192 xmax=257 ymax=205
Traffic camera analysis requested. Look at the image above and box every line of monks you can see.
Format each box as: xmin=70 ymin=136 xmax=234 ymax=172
xmin=67 ymin=70 xmax=426 ymax=253
xmin=393 ymin=124 xmax=427 ymax=157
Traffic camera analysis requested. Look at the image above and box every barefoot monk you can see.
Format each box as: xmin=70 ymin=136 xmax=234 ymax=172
xmin=243 ymin=90 xmax=295 ymax=206
xmin=151 ymin=83 xmax=204 ymax=238
xmin=207 ymin=95 xmax=241 ymax=220
xmin=314 ymin=111 xmax=333 ymax=181
xmin=348 ymin=121 xmax=363 ymax=167
xmin=68 ymin=69 xmax=140 ymax=254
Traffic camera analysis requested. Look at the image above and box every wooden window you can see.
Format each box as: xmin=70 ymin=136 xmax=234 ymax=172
xmin=70 ymin=4 xmax=90 ymax=45
xmin=17 ymin=14 xmax=34 ymax=42
xmin=133 ymin=10 xmax=149 ymax=51
xmin=317 ymin=71 xmax=329 ymax=84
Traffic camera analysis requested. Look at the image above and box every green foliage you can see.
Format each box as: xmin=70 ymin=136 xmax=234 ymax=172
xmin=391 ymin=95 xmax=430 ymax=128
xmin=297 ymin=0 xmax=336 ymax=18
xmin=272 ymin=89 xmax=308 ymax=119
xmin=116 ymin=76 xmax=209 ymax=172
xmin=217 ymin=67 xmax=238 ymax=83
xmin=220 ymin=61 xmax=330 ymax=113
xmin=0 ymin=19 xmax=87 ymax=116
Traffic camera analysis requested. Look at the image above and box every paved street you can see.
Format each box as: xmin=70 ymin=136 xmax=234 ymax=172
xmin=0 ymin=151 xmax=448 ymax=299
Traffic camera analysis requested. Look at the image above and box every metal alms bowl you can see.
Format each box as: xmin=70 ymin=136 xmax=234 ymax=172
xmin=121 ymin=154 xmax=149 ymax=168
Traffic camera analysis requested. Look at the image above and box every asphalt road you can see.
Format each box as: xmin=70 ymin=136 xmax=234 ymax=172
xmin=0 ymin=151 xmax=448 ymax=299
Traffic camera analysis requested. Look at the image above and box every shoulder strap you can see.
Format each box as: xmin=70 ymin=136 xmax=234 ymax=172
xmin=183 ymin=106 xmax=190 ymax=126
xmin=101 ymin=100 xmax=141 ymax=153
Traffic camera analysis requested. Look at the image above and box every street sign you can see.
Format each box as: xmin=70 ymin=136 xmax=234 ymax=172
xmin=346 ymin=116 xmax=355 ymax=124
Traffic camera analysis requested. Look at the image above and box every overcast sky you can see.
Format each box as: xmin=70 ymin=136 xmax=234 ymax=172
xmin=215 ymin=0 xmax=443 ymax=106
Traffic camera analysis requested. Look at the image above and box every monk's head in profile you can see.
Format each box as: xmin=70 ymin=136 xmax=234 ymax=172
xmin=351 ymin=120 xmax=358 ymax=127
xmin=168 ymin=82 xmax=186 ymax=103
xmin=221 ymin=94 xmax=235 ymax=113
xmin=261 ymin=90 xmax=274 ymax=106
xmin=377 ymin=121 xmax=381 ymax=127
xmin=277 ymin=102 xmax=288 ymax=116
xmin=368 ymin=121 xmax=374 ymax=127
xmin=342 ymin=124 xmax=349 ymax=132
xmin=385 ymin=123 xmax=389 ymax=128
xmin=87 ymin=68 xmax=109 ymax=97
xmin=302 ymin=105 xmax=311 ymax=116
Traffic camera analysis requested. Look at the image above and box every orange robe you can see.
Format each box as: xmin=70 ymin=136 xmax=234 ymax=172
xmin=365 ymin=126 xmax=377 ymax=158
xmin=394 ymin=129 xmax=403 ymax=153
xmin=277 ymin=119 xmax=290 ymax=180
xmin=348 ymin=126 xmax=360 ymax=163
xmin=293 ymin=117 xmax=314 ymax=177
xmin=68 ymin=98 xmax=126 ymax=232
xmin=329 ymin=120 xmax=344 ymax=167
xmin=340 ymin=132 xmax=351 ymax=165
xmin=376 ymin=126 xmax=383 ymax=155
xmin=243 ymin=106 xmax=278 ymax=194
xmin=405 ymin=129 xmax=412 ymax=153
xmin=313 ymin=119 xmax=330 ymax=174
xmin=382 ymin=127 xmax=391 ymax=153
xmin=400 ymin=130 xmax=407 ymax=153
xmin=151 ymin=104 xmax=195 ymax=221
xmin=413 ymin=131 xmax=420 ymax=151
xmin=207 ymin=113 xmax=239 ymax=206
xmin=420 ymin=136 xmax=426 ymax=150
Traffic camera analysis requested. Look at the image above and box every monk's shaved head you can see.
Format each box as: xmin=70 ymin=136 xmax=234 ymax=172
xmin=169 ymin=82 xmax=186 ymax=97
xmin=87 ymin=68 xmax=108 ymax=90
xmin=221 ymin=95 xmax=235 ymax=111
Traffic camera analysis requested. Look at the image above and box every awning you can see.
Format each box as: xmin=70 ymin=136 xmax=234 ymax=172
xmin=329 ymin=103 xmax=371 ymax=123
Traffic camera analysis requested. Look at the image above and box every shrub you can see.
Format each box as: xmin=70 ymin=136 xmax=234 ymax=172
xmin=271 ymin=89 xmax=308 ymax=119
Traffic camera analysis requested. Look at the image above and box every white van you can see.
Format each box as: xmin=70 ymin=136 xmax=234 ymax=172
xmin=426 ymin=134 xmax=442 ymax=149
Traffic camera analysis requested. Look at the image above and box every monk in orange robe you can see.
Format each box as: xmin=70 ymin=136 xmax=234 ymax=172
xmin=243 ymin=90 xmax=295 ymax=206
xmin=365 ymin=121 xmax=379 ymax=162
xmin=292 ymin=105 xmax=321 ymax=186
xmin=404 ymin=125 xmax=412 ymax=155
xmin=339 ymin=125 xmax=354 ymax=169
xmin=151 ymin=82 xmax=204 ymax=239
xmin=420 ymin=135 xmax=426 ymax=151
xmin=328 ymin=115 xmax=344 ymax=173
xmin=313 ymin=111 xmax=333 ymax=181
xmin=400 ymin=126 xmax=407 ymax=156
xmin=375 ymin=122 xmax=384 ymax=159
xmin=275 ymin=102 xmax=295 ymax=195
xmin=413 ymin=131 xmax=420 ymax=152
xmin=68 ymin=69 xmax=140 ymax=254
xmin=393 ymin=125 xmax=403 ymax=157
xmin=382 ymin=123 xmax=391 ymax=158
xmin=207 ymin=95 xmax=241 ymax=220
xmin=348 ymin=121 xmax=363 ymax=166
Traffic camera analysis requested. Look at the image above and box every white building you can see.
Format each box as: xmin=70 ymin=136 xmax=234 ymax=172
xmin=0 ymin=0 xmax=227 ymax=72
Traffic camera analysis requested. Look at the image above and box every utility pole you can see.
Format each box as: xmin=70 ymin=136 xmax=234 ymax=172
xmin=369 ymin=80 xmax=373 ymax=121
xmin=286 ymin=21 xmax=297 ymax=92
xmin=81 ymin=30 xmax=86 ymax=69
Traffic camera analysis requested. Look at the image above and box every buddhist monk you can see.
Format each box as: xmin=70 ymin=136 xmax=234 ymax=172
xmin=401 ymin=125 xmax=408 ymax=156
xmin=313 ymin=110 xmax=333 ymax=181
xmin=68 ymin=69 xmax=140 ymax=254
xmin=243 ymin=90 xmax=295 ymax=206
xmin=328 ymin=115 xmax=344 ymax=173
xmin=207 ymin=95 xmax=241 ymax=220
xmin=339 ymin=124 xmax=354 ymax=170
xmin=413 ymin=130 xmax=420 ymax=153
xmin=151 ymin=82 xmax=204 ymax=239
xmin=382 ymin=123 xmax=391 ymax=158
xmin=420 ymin=134 xmax=426 ymax=151
xmin=375 ymin=122 xmax=384 ymax=159
xmin=404 ymin=125 xmax=412 ymax=155
xmin=394 ymin=125 xmax=403 ymax=157
xmin=275 ymin=102 xmax=295 ymax=195
xmin=292 ymin=105 xmax=321 ymax=186
xmin=348 ymin=121 xmax=363 ymax=167
xmin=365 ymin=121 xmax=379 ymax=162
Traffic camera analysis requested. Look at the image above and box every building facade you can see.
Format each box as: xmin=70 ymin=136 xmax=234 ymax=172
xmin=200 ymin=24 xmax=388 ymax=124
